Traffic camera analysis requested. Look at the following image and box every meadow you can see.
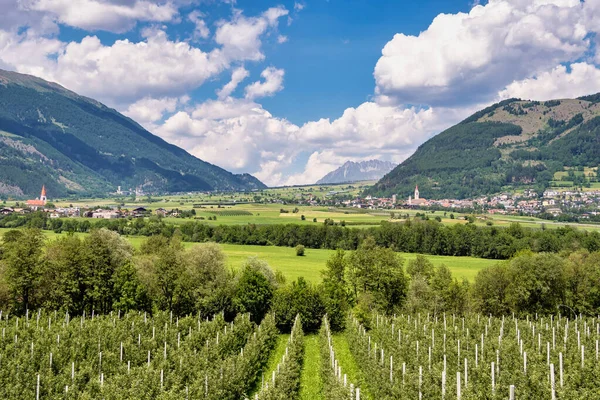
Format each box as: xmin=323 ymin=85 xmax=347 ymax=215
xmin=0 ymin=228 xmax=498 ymax=283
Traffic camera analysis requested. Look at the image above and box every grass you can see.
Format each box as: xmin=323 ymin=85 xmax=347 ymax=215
xmin=252 ymin=334 xmax=290 ymax=395
xmin=332 ymin=333 xmax=370 ymax=399
xmin=0 ymin=228 xmax=500 ymax=283
xmin=299 ymin=334 xmax=323 ymax=400
xmin=220 ymin=244 xmax=500 ymax=283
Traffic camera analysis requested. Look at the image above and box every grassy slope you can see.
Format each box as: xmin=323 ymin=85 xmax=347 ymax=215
xmin=299 ymin=335 xmax=323 ymax=400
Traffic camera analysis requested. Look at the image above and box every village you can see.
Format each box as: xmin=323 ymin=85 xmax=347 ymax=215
xmin=3 ymin=184 xmax=600 ymax=221
xmin=334 ymin=186 xmax=600 ymax=218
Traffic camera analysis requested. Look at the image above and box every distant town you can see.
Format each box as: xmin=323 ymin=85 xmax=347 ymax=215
xmin=2 ymin=184 xmax=600 ymax=223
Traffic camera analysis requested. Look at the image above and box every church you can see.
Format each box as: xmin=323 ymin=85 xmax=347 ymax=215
xmin=26 ymin=186 xmax=48 ymax=210
xmin=408 ymin=185 xmax=428 ymax=206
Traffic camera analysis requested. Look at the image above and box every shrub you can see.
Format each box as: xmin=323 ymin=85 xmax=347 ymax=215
xmin=295 ymin=244 xmax=305 ymax=256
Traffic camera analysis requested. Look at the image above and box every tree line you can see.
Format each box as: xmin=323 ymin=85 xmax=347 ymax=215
xmin=4 ymin=212 xmax=600 ymax=260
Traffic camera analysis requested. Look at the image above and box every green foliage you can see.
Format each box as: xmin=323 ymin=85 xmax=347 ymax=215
xmin=347 ymin=312 xmax=600 ymax=399
xmin=319 ymin=317 xmax=360 ymax=400
xmin=1 ymin=228 xmax=44 ymax=313
xmin=272 ymin=278 xmax=325 ymax=334
xmin=295 ymin=245 xmax=305 ymax=257
xmin=321 ymin=250 xmax=351 ymax=332
xmin=234 ymin=264 xmax=276 ymax=324
xmin=0 ymin=310 xmax=282 ymax=399
xmin=257 ymin=316 xmax=304 ymax=400
xmin=346 ymin=237 xmax=407 ymax=314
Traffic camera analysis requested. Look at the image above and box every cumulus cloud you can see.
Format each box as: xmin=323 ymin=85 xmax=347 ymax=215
xmin=156 ymin=97 xmax=299 ymax=175
xmin=153 ymin=96 xmax=469 ymax=186
xmin=21 ymin=0 xmax=179 ymax=33
xmin=217 ymin=66 xmax=249 ymax=98
xmin=123 ymin=95 xmax=189 ymax=129
xmin=0 ymin=5 xmax=289 ymax=107
xmin=374 ymin=0 xmax=596 ymax=106
xmin=245 ymin=67 xmax=285 ymax=100
xmin=498 ymin=62 xmax=600 ymax=101
xmin=215 ymin=6 xmax=288 ymax=62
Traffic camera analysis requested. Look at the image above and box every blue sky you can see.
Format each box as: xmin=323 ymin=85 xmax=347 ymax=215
xmin=1 ymin=0 xmax=599 ymax=186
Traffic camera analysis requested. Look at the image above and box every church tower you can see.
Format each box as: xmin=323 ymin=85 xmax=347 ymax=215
xmin=414 ymin=185 xmax=419 ymax=200
xmin=40 ymin=185 xmax=47 ymax=204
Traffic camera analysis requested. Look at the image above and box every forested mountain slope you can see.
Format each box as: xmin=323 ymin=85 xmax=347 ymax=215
xmin=369 ymin=95 xmax=600 ymax=199
xmin=0 ymin=69 xmax=265 ymax=198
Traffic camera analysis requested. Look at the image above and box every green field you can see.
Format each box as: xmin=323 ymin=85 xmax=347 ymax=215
xmin=219 ymin=244 xmax=499 ymax=283
xmin=0 ymin=228 xmax=498 ymax=282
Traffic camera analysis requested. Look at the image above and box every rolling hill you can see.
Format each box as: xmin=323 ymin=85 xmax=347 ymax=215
xmin=316 ymin=160 xmax=396 ymax=184
xmin=0 ymin=69 xmax=266 ymax=198
xmin=369 ymin=95 xmax=600 ymax=199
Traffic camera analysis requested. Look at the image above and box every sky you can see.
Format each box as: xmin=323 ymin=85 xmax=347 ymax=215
xmin=1 ymin=0 xmax=600 ymax=187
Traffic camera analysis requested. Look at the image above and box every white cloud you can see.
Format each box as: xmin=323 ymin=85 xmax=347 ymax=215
xmin=217 ymin=66 xmax=250 ymax=98
xmin=294 ymin=2 xmax=305 ymax=12
xmin=188 ymin=10 xmax=210 ymax=40
xmin=156 ymin=97 xmax=299 ymax=175
xmin=499 ymin=62 xmax=600 ymax=101
xmin=123 ymin=95 xmax=189 ymax=129
xmin=152 ymin=95 xmax=470 ymax=186
xmin=50 ymin=30 xmax=225 ymax=105
xmin=214 ymin=6 xmax=288 ymax=62
xmin=0 ymin=4 xmax=289 ymax=107
xmin=21 ymin=0 xmax=179 ymax=33
xmin=374 ymin=0 xmax=595 ymax=106
xmin=277 ymin=35 xmax=288 ymax=44
xmin=245 ymin=67 xmax=285 ymax=100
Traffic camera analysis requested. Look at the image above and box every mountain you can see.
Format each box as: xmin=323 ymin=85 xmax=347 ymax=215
xmin=369 ymin=95 xmax=600 ymax=199
xmin=0 ymin=69 xmax=266 ymax=198
xmin=316 ymin=160 xmax=396 ymax=184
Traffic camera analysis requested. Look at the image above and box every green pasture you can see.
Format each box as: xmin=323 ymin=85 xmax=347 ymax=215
xmin=0 ymin=228 xmax=498 ymax=283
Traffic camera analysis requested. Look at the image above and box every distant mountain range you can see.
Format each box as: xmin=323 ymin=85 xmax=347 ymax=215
xmin=0 ymin=69 xmax=265 ymax=198
xmin=317 ymin=160 xmax=396 ymax=184
xmin=369 ymin=94 xmax=600 ymax=199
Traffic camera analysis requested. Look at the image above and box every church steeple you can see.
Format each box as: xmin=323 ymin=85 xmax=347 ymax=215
xmin=414 ymin=185 xmax=419 ymax=200
xmin=40 ymin=185 xmax=47 ymax=203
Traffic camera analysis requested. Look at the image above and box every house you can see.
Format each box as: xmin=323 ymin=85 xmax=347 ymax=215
xmin=155 ymin=208 xmax=167 ymax=217
xmin=0 ymin=207 xmax=14 ymax=215
xmin=92 ymin=210 xmax=120 ymax=219
xmin=132 ymin=207 xmax=149 ymax=218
